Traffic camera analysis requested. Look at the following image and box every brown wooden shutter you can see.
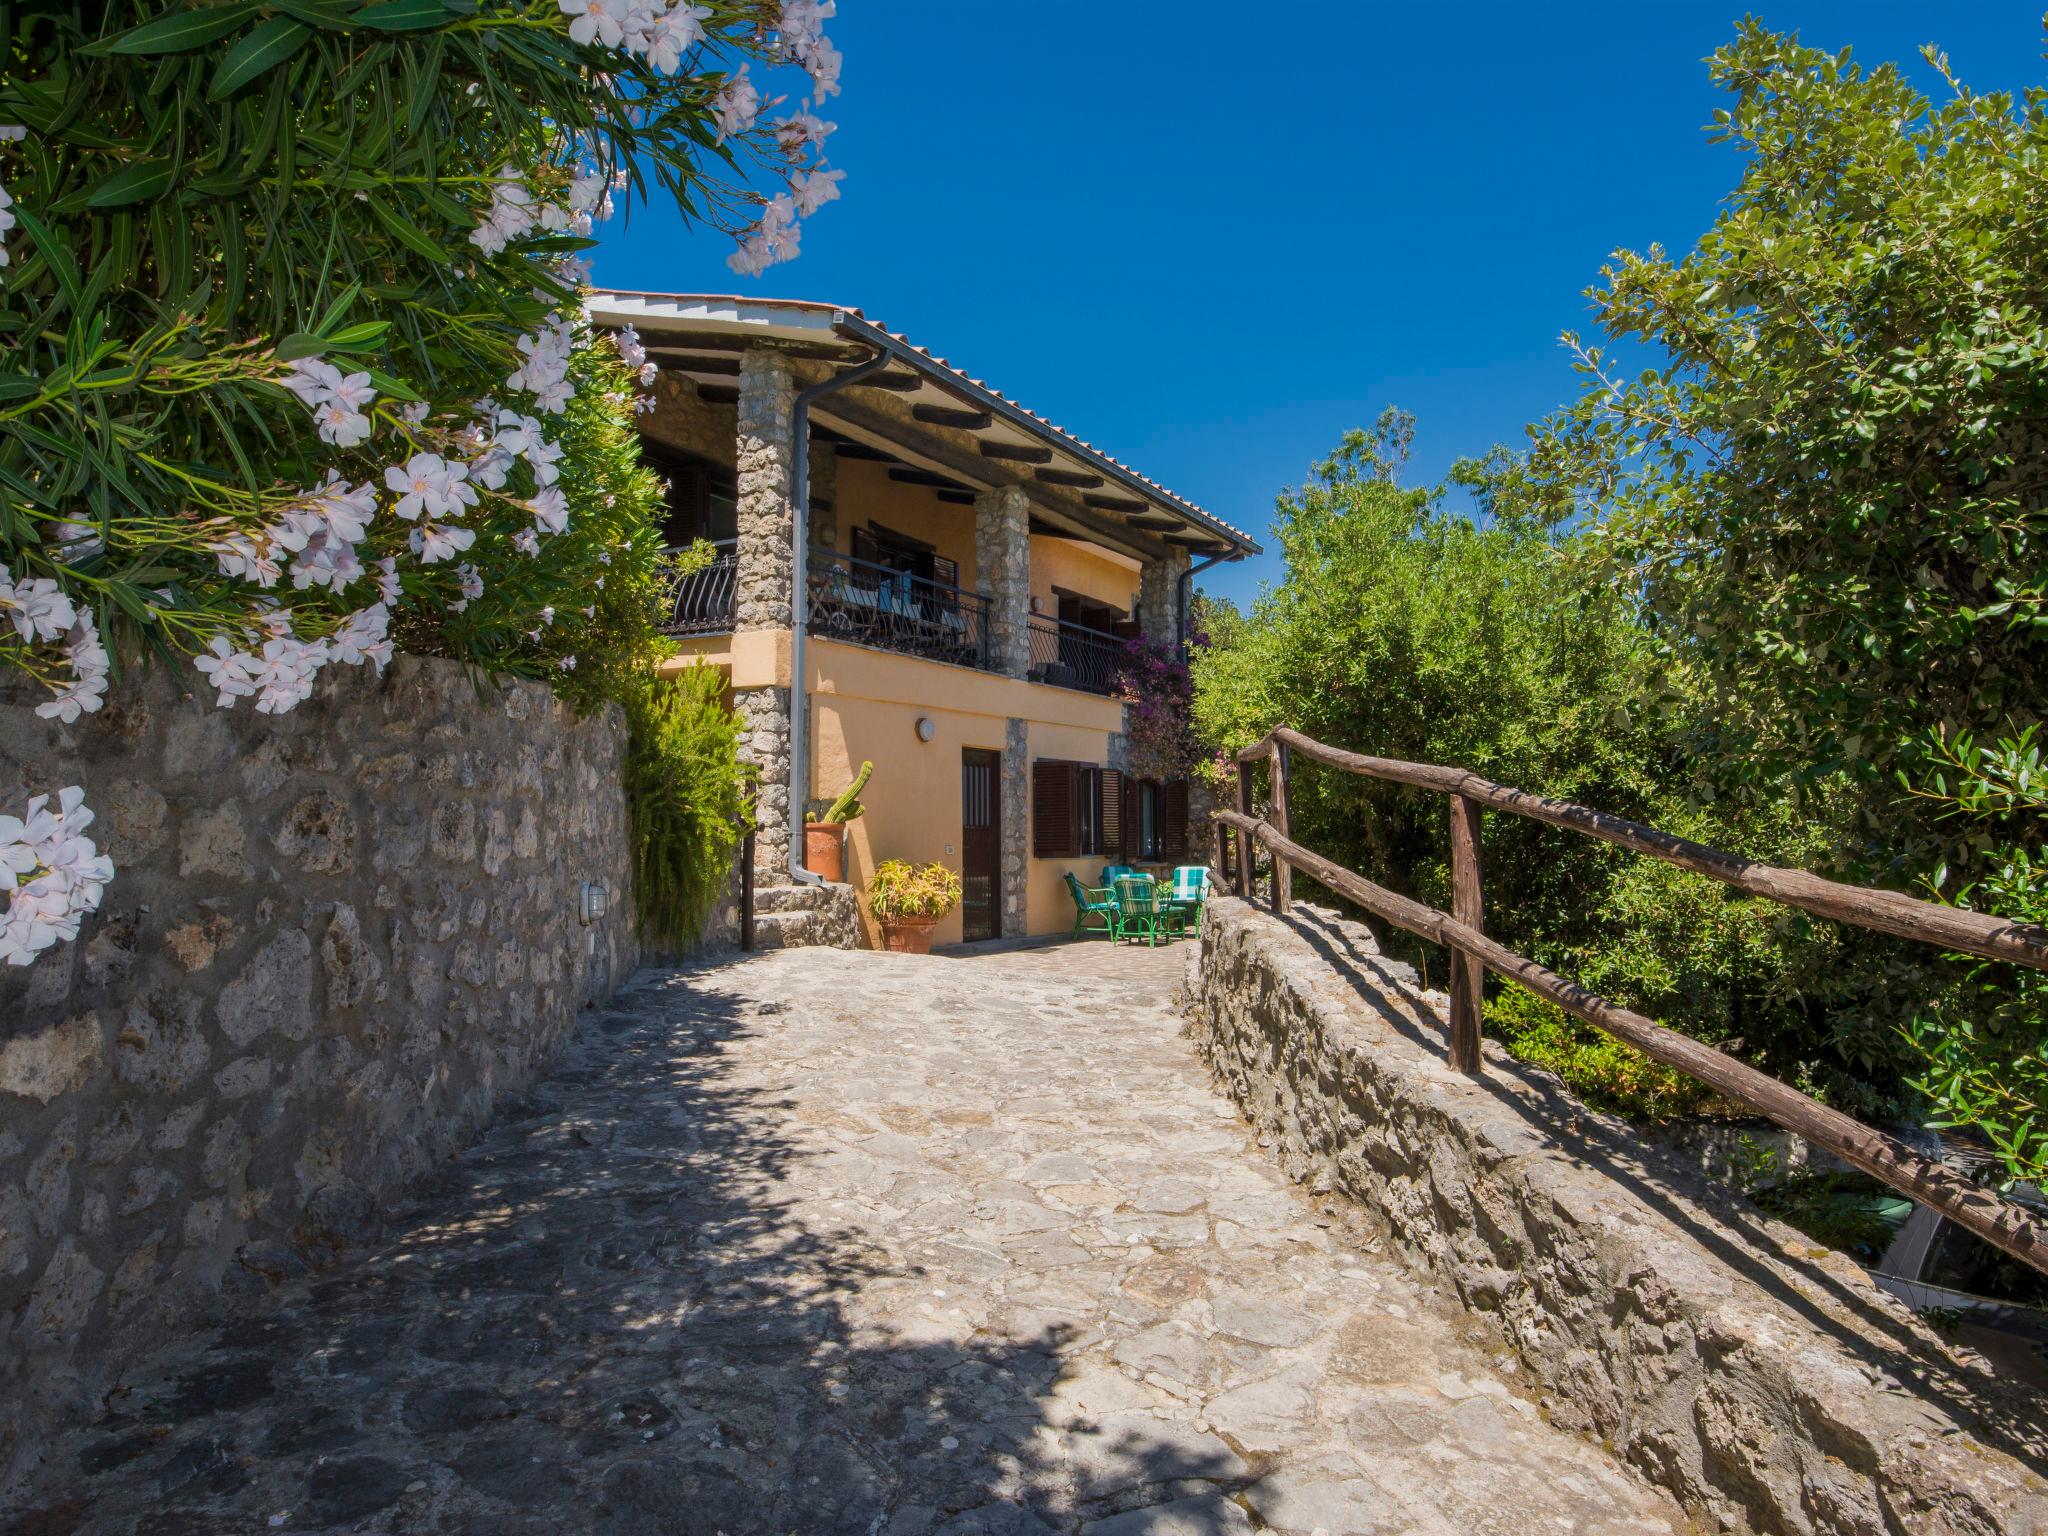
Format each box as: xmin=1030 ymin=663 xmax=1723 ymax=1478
xmin=1162 ymin=780 xmax=1190 ymax=861
xmin=1032 ymin=760 xmax=1078 ymax=858
xmin=1120 ymin=775 xmax=1140 ymax=861
xmin=851 ymin=525 xmax=879 ymax=566
xmin=931 ymin=553 xmax=959 ymax=591
xmin=1098 ymin=769 xmax=1123 ymax=856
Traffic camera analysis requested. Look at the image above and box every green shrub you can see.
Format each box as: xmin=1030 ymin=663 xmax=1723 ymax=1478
xmin=868 ymin=860 xmax=963 ymax=923
xmin=621 ymin=666 xmax=755 ymax=955
xmin=1485 ymin=983 xmax=1723 ymax=1122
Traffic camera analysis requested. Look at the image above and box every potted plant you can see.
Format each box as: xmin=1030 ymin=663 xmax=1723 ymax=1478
xmin=802 ymin=760 xmax=871 ymax=884
xmin=868 ymin=859 xmax=962 ymax=954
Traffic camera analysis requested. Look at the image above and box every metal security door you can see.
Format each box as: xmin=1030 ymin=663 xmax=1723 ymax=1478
xmin=961 ymin=748 xmax=1000 ymax=942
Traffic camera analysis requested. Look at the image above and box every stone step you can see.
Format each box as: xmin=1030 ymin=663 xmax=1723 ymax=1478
xmin=755 ymin=881 xmax=854 ymax=915
xmin=753 ymin=909 xmax=858 ymax=951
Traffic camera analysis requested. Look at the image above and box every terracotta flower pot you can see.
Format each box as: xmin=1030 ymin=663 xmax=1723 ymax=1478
xmin=804 ymin=821 xmax=846 ymax=883
xmin=880 ymin=916 xmax=939 ymax=954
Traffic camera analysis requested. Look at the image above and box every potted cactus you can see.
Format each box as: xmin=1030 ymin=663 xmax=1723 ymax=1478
xmin=802 ymin=760 xmax=870 ymax=883
xmin=867 ymin=859 xmax=962 ymax=954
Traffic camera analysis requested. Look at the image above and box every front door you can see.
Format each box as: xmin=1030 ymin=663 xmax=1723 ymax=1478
xmin=961 ymin=748 xmax=1001 ymax=942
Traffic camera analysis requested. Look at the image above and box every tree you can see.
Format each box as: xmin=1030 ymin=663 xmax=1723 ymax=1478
xmin=0 ymin=2 xmax=845 ymax=966
xmin=1529 ymin=22 xmax=2048 ymax=1167
xmin=1536 ymin=21 xmax=2048 ymax=877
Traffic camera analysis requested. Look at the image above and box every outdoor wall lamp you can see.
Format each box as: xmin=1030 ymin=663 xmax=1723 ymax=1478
xmin=579 ymin=880 xmax=609 ymax=925
xmin=915 ymin=716 xmax=937 ymax=743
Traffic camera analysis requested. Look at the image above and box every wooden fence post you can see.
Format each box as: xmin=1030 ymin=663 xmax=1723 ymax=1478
xmin=740 ymin=825 xmax=757 ymax=953
xmin=1447 ymin=793 xmax=1483 ymax=1074
xmin=1213 ymin=819 xmax=1228 ymax=880
xmin=1269 ymin=740 xmax=1293 ymax=915
xmin=1234 ymin=763 xmax=1254 ymax=899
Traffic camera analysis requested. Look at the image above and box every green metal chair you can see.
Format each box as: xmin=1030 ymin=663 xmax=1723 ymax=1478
xmin=1112 ymin=874 xmax=1181 ymax=946
xmin=1064 ymin=871 xmax=1117 ymax=941
xmin=1168 ymin=865 xmax=1211 ymax=929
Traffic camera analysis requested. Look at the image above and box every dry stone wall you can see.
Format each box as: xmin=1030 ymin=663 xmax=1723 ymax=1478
xmin=1185 ymin=898 xmax=2048 ymax=1536
xmin=0 ymin=655 xmax=639 ymax=1484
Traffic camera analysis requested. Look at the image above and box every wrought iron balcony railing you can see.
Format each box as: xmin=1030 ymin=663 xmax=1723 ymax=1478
xmin=806 ymin=548 xmax=994 ymax=672
xmin=659 ymin=540 xmax=739 ymax=636
xmin=1027 ymin=615 xmax=1125 ymax=696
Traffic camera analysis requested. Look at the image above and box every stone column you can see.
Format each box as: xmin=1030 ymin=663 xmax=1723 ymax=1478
xmin=1138 ymin=548 xmax=1191 ymax=643
xmin=733 ymin=347 xmax=798 ymax=881
xmin=736 ymin=686 xmax=793 ymax=883
xmin=735 ymin=347 xmax=798 ymax=631
xmin=1001 ymin=719 xmax=1029 ymax=938
xmin=973 ymin=484 xmax=1031 ymax=678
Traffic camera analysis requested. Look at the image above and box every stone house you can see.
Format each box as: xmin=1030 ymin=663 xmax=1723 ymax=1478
xmin=586 ymin=293 xmax=1259 ymax=947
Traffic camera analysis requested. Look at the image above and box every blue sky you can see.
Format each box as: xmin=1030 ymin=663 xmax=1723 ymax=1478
xmin=594 ymin=3 xmax=2044 ymax=610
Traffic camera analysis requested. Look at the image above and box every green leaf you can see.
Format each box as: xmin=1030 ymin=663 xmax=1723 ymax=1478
xmin=366 ymin=368 xmax=423 ymax=403
xmin=208 ymin=18 xmax=313 ymax=101
xmin=271 ymin=332 xmax=328 ymax=361
xmin=11 ymin=205 xmax=83 ymax=309
xmin=323 ymin=320 xmax=392 ymax=349
xmin=85 ymin=160 xmax=176 ymax=209
xmin=353 ymin=0 xmax=455 ymax=30
xmin=364 ymin=195 xmax=452 ymax=265
xmin=92 ymin=2 xmax=260 ymax=55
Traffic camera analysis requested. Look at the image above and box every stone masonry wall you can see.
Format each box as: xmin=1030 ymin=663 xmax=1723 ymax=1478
xmin=1138 ymin=548 xmax=1189 ymax=641
xmin=1186 ymin=899 xmax=2048 ymax=1536
xmin=0 ymin=655 xmax=640 ymax=1487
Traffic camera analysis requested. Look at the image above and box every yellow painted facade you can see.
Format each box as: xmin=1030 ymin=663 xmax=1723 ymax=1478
xmin=807 ymin=638 xmax=1122 ymax=947
xmin=1029 ymin=532 xmax=1140 ymax=622
xmin=666 ymin=632 xmax=1128 ymax=946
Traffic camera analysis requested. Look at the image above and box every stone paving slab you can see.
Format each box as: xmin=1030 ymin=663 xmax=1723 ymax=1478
xmin=3 ymin=942 xmax=1690 ymax=1535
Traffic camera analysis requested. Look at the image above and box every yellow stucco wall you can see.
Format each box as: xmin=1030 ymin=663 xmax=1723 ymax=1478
xmin=804 ymin=637 xmax=1123 ymax=947
xmin=1030 ymin=533 xmax=1141 ymax=622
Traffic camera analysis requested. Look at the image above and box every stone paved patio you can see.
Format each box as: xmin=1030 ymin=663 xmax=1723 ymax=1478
xmin=6 ymin=943 xmax=1690 ymax=1535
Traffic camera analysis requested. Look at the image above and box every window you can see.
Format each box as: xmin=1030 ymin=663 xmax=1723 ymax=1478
xmin=1033 ymin=760 xmax=1184 ymax=861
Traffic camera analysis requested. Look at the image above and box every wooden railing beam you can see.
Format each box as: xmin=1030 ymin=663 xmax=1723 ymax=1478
xmin=1215 ymin=807 xmax=2048 ymax=1280
xmin=1236 ymin=727 xmax=2048 ymax=972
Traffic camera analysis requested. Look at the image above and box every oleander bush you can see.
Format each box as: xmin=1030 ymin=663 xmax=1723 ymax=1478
xmin=0 ymin=1 xmax=846 ymax=964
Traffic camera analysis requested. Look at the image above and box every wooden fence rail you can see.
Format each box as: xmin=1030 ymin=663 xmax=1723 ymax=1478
xmin=1216 ymin=726 xmax=2048 ymax=1279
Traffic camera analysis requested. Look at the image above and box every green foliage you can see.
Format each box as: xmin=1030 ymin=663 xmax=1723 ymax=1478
xmin=868 ymin=859 xmax=962 ymax=923
xmin=1906 ymin=728 xmax=2048 ymax=1184
xmin=809 ymin=760 xmax=872 ymax=824
xmin=1484 ymin=983 xmax=1721 ymax=1122
xmin=1518 ymin=22 xmax=2048 ymax=1172
xmin=1533 ymin=20 xmax=2048 ymax=879
xmin=1193 ymin=411 xmax=1896 ymax=1112
xmin=621 ymin=665 xmax=756 ymax=955
xmin=0 ymin=1 xmax=800 ymax=694
xmin=395 ymin=331 xmax=681 ymax=694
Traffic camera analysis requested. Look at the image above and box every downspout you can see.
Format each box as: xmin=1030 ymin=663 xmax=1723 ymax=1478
xmin=1176 ymin=550 xmax=1232 ymax=650
xmin=785 ymin=345 xmax=890 ymax=885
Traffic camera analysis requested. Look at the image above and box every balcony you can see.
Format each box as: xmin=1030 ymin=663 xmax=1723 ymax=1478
xmin=807 ymin=548 xmax=994 ymax=671
xmin=660 ymin=540 xmax=739 ymax=636
xmin=1027 ymin=615 xmax=1125 ymax=696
